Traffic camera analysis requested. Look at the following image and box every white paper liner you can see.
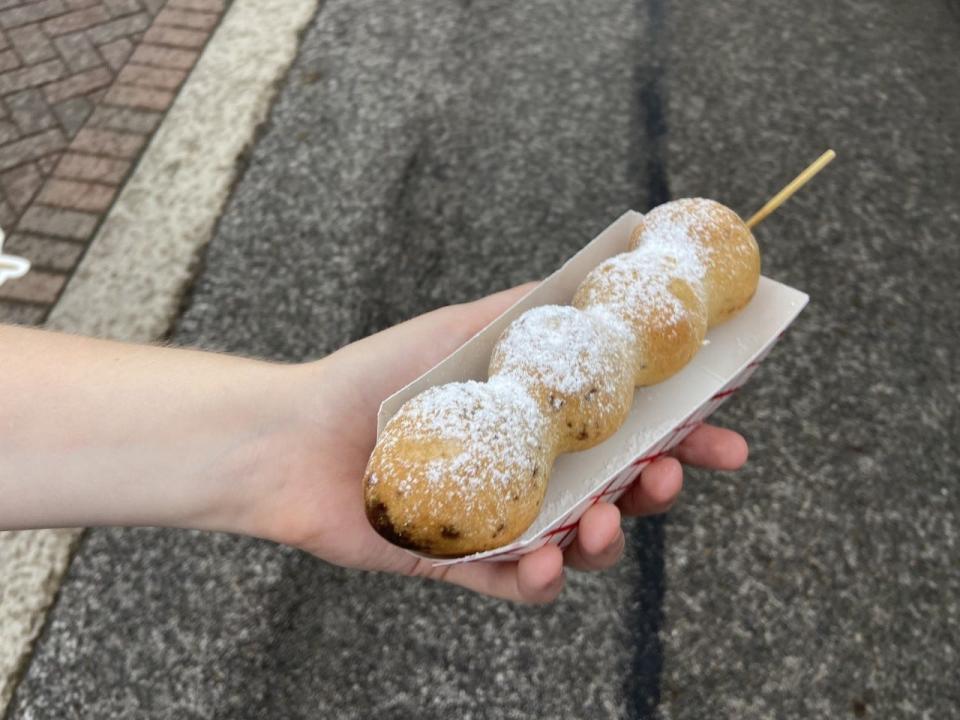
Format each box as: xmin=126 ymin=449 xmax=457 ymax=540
xmin=376 ymin=211 xmax=808 ymax=566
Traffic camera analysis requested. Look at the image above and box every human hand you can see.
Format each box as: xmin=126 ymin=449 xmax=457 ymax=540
xmin=243 ymin=284 xmax=748 ymax=603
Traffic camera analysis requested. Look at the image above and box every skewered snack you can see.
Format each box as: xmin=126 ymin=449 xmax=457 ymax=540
xmin=364 ymin=198 xmax=760 ymax=556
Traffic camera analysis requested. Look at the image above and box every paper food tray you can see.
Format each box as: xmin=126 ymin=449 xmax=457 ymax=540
xmin=376 ymin=211 xmax=809 ymax=566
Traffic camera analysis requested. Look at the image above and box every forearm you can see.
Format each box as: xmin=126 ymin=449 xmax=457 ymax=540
xmin=0 ymin=325 xmax=298 ymax=533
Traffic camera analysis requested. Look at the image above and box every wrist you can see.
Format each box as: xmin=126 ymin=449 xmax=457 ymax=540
xmin=193 ymin=359 xmax=302 ymax=535
xmin=206 ymin=359 xmax=332 ymax=545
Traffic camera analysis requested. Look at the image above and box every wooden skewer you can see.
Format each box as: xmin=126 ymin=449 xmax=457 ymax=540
xmin=746 ymin=149 xmax=836 ymax=229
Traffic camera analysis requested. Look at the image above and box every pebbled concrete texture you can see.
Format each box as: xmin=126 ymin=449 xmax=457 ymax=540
xmin=8 ymin=0 xmax=959 ymax=718
xmin=0 ymin=530 xmax=80 ymax=711
xmin=656 ymin=1 xmax=960 ymax=717
xmin=171 ymin=0 xmax=649 ymax=360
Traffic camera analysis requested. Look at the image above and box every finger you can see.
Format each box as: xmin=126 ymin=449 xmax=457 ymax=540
xmin=516 ymin=544 xmax=566 ymax=602
xmin=437 ymin=543 xmax=565 ymax=604
xmin=461 ymin=281 xmax=541 ymax=320
xmin=617 ymin=456 xmax=683 ymax=517
xmin=671 ymin=424 xmax=748 ymax=470
xmin=565 ymin=503 xmax=625 ymax=571
xmin=338 ymin=281 xmax=542 ymax=406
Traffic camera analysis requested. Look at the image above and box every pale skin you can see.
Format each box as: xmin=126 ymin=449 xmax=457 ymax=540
xmin=0 ymin=284 xmax=748 ymax=604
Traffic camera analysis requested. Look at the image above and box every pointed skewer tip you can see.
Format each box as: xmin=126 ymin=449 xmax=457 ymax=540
xmin=746 ymin=149 xmax=836 ymax=230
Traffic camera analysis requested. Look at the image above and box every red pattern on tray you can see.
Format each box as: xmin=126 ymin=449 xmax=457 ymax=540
xmin=472 ymin=349 xmax=775 ymax=564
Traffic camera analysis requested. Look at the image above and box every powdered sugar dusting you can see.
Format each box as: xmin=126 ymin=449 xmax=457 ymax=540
xmin=640 ymin=197 xmax=758 ymax=286
xmin=378 ymin=376 xmax=546 ymax=503
xmin=579 ymin=249 xmax=697 ymax=330
xmin=491 ymin=305 xmax=633 ymax=399
xmin=637 ymin=198 xmax=725 ymax=278
xmin=371 ymin=199 xmax=754 ymax=549
xmin=574 ymin=200 xmax=717 ymax=339
xmin=380 ymin=203 xmax=717 ymax=506
xmin=584 ymin=303 xmax=634 ymax=339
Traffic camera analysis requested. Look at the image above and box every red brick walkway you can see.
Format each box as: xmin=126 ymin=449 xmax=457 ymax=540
xmin=0 ymin=0 xmax=228 ymax=325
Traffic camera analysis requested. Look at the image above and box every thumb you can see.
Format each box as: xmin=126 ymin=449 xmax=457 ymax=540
xmin=402 ymin=280 xmax=541 ymax=369
xmin=326 ymin=281 xmax=539 ymax=409
xmin=439 ymin=281 xmax=540 ymax=347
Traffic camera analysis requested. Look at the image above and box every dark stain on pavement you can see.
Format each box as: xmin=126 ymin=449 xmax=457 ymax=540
xmin=626 ymin=0 xmax=670 ymax=716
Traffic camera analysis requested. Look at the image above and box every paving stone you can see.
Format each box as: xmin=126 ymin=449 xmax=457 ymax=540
xmin=34 ymin=153 xmax=61 ymax=175
xmin=168 ymin=0 xmax=224 ymax=12
xmin=155 ymin=8 xmax=218 ymax=31
xmin=116 ymin=62 xmax=185 ymax=89
xmin=0 ymin=118 xmax=17 ymax=143
xmin=104 ymin=0 xmax=144 ymax=18
xmin=128 ymin=42 xmax=197 ymax=70
xmin=0 ymin=194 xmax=13 ymax=225
xmin=141 ymin=0 xmax=167 ymax=14
xmin=0 ymin=162 xmax=43 ymax=210
xmin=41 ymin=6 xmax=111 ymax=37
xmin=0 ymin=299 xmax=47 ymax=323
xmin=141 ymin=24 xmax=206 ymax=49
xmin=54 ymin=150 xmax=129 ymax=183
xmin=85 ymin=11 xmax=150 ymax=44
xmin=37 ymin=176 xmax=115 ymax=211
xmin=96 ymin=36 xmax=133 ymax=69
xmin=0 ymin=128 xmax=65 ymax=170
xmin=0 ymin=268 xmax=66 ymax=302
xmin=42 ymin=65 xmax=112 ymax=103
xmin=17 ymin=204 xmax=97 ymax=239
xmin=51 ymin=95 xmax=93 ymax=134
xmin=0 ymin=1 xmax=67 ymax=31
xmin=102 ymin=83 xmax=172 ymax=110
xmin=0 ymin=47 xmax=19 ymax=72
xmin=5 ymin=89 xmax=57 ymax=134
xmin=85 ymin=103 xmax=159 ymax=132
xmin=0 ymin=58 xmax=64 ymax=95
xmin=53 ymin=31 xmax=104 ymax=72
xmin=3 ymin=232 xmax=85 ymax=270
xmin=6 ymin=22 xmax=58 ymax=63
xmin=69 ymin=126 xmax=144 ymax=157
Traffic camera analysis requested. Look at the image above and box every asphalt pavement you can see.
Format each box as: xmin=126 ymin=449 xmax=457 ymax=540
xmin=8 ymin=0 xmax=959 ymax=717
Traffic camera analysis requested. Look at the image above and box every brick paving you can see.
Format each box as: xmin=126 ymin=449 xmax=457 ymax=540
xmin=0 ymin=0 xmax=228 ymax=324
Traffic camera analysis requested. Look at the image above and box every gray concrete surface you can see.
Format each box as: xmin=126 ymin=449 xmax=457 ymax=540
xmin=8 ymin=0 xmax=959 ymax=718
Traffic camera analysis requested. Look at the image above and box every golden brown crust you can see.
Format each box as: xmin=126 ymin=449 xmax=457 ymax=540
xmin=364 ymin=378 xmax=551 ymax=555
xmin=630 ymin=199 xmax=760 ymax=326
xmin=573 ymin=267 xmax=707 ymax=387
xmin=487 ymin=305 xmax=636 ymax=453
xmin=365 ymin=199 xmax=761 ymax=556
